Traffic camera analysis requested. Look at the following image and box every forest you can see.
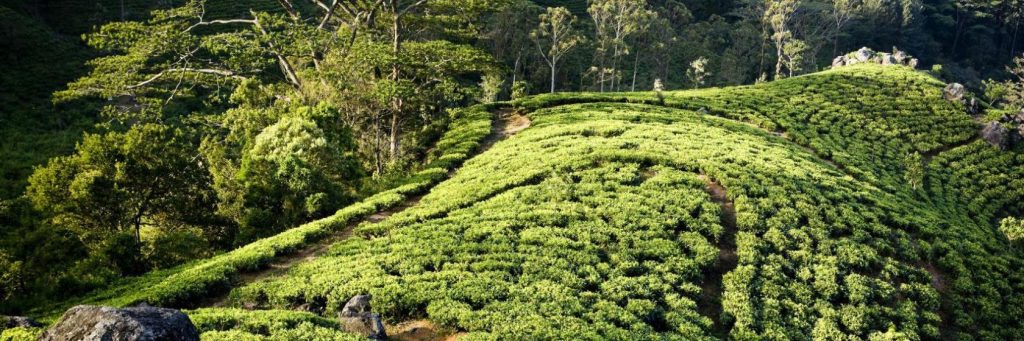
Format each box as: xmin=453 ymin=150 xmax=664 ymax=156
xmin=1 ymin=0 xmax=1023 ymax=340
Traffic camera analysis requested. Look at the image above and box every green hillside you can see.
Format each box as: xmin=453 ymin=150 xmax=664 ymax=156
xmin=8 ymin=65 xmax=1024 ymax=340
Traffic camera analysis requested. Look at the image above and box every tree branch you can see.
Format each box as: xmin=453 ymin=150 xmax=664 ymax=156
xmin=185 ymin=19 xmax=257 ymax=32
xmin=129 ymin=68 xmax=246 ymax=89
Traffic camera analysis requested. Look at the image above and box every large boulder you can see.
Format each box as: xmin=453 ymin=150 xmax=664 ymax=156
xmin=39 ymin=305 xmax=199 ymax=341
xmin=2 ymin=315 xmax=42 ymax=329
xmin=943 ymin=83 xmax=966 ymax=102
xmin=879 ymin=53 xmax=897 ymax=65
xmin=981 ymin=122 xmax=1009 ymax=150
xmin=832 ymin=56 xmax=848 ymax=68
xmin=893 ymin=48 xmax=908 ymax=64
xmin=908 ymin=58 xmax=919 ymax=69
xmin=854 ymin=47 xmax=874 ymax=62
xmin=338 ymin=295 xmax=386 ymax=340
xmin=832 ymin=47 xmax=918 ymax=69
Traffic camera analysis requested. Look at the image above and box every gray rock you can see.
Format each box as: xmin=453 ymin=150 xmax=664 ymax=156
xmin=832 ymin=56 xmax=847 ymax=68
xmin=908 ymin=58 xmax=919 ymax=69
xmin=855 ymin=47 xmax=874 ymax=62
xmin=339 ymin=294 xmax=373 ymax=317
xmin=893 ymin=48 xmax=908 ymax=63
xmin=338 ymin=295 xmax=386 ymax=340
xmin=966 ymin=97 xmax=981 ymax=115
xmin=943 ymin=83 xmax=966 ymax=102
xmin=2 ymin=315 xmax=42 ymax=329
xmin=40 ymin=305 xmax=199 ymax=341
xmin=981 ymin=122 xmax=1009 ymax=150
xmin=880 ymin=53 xmax=896 ymax=65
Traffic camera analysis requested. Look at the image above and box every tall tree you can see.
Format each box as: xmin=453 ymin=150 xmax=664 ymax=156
xmin=27 ymin=124 xmax=215 ymax=251
xmin=765 ymin=0 xmax=801 ymax=79
xmin=589 ymin=0 xmax=654 ymax=92
xmin=532 ymin=7 xmax=584 ymax=93
xmin=829 ymin=0 xmax=860 ymax=55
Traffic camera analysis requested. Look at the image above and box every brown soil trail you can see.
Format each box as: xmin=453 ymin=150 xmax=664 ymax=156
xmin=477 ymin=108 xmax=531 ymax=153
xmin=697 ymin=176 xmax=738 ymax=338
xmin=199 ymin=195 xmax=424 ymax=308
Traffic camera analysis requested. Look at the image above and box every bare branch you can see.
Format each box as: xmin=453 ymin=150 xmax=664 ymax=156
xmin=129 ymin=68 xmax=246 ymax=89
xmin=276 ymin=0 xmax=300 ymax=19
xmin=185 ymin=19 xmax=257 ymax=32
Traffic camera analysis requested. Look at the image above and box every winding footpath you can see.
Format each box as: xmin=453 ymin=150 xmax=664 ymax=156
xmin=198 ymin=106 xmax=533 ymax=312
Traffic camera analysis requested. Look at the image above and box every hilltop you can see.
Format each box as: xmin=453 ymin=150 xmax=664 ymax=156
xmin=6 ymin=64 xmax=1022 ymax=340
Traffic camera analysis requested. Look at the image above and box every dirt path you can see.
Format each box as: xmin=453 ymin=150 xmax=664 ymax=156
xmin=382 ymin=107 xmax=531 ymax=340
xmin=697 ymin=176 xmax=738 ymax=338
xmin=477 ymin=108 xmax=531 ymax=154
xmin=197 ymin=107 xmax=531 ymax=309
xmin=197 ymin=195 xmax=424 ymax=308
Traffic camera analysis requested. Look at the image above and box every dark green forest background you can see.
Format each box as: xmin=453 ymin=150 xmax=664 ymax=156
xmin=0 ymin=0 xmax=1021 ymax=312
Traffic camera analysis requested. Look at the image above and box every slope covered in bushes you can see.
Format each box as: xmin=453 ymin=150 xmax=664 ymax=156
xmin=18 ymin=65 xmax=1024 ymax=340
xmin=223 ymin=65 xmax=1023 ymax=340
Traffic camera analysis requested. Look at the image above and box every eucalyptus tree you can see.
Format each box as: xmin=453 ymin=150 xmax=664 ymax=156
xmin=830 ymin=0 xmax=861 ymax=55
xmin=764 ymin=0 xmax=801 ymax=79
xmin=532 ymin=7 xmax=584 ymax=93
xmin=588 ymin=0 xmax=655 ymax=92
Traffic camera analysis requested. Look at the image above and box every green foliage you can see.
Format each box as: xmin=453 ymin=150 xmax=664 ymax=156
xmin=0 ymin=327 xmax=41 ymax=341
xmin=26 ymin=102 xmax=492 ymax=321
xmin=223 ymin=105 xmax=363 ymax=242
xmin=1001 ymin=217 xmax=1024 ymax=242
xmin=188 ymin=308 xmax=361 ymax=340
xmin=26 ymin=124 xmax=215 ymax=248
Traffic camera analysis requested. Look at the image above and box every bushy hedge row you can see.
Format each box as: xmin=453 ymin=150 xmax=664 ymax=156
xmin=28 ymin=105 xmax=493 ymax=322
xmin=922 ymin=141 xmax=1024 ymax=339
xmin=187 ymin=308 xmax=361 ymax=340
xmin=513 ymin=65 xmax=977 ymax=189
xmin=228 ymin=103 xmax=983 ymax=339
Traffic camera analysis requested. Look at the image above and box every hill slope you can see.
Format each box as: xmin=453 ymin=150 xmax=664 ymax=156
xmin=11 ymin=65 xmax=1024 ymax=340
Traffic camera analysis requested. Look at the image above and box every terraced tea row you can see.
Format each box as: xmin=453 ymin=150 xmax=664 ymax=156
xmin=227 ymin=103 xmax=994 ymax=339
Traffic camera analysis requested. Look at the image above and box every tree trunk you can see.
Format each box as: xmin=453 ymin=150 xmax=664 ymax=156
xmin=775 ymin=40 xmax=785 ymax=80
xmin=1012 ymin=17 xmax=1020 ymax=58
xmin=389 ymin=109 xmax=400 ymax=160
xmin=631 ymin=53 xmax=639 ymax=91
xmin=550 ymin=63 xmax=557 ymax=93
xmin=389 ymin=9 xmax=402 ymax=161
xmin=374 ymin=114 xmax=383 ymax=175
xmin=512 ymin=52 xmax=521 ymax=86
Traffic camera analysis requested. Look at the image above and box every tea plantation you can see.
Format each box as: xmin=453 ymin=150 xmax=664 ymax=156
xmin=7 ymin=64 xmax=1023 ymax=340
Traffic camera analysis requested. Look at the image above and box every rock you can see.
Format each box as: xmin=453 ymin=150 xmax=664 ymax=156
xmin=338 ymin=295 xmax=386 ymax=340
xmin=339 ymin=294 xmax=373 ymax=317
xmin=880 ymin=53 xmax=896 ymax=65
xmin=981 ymin=122 xmax=1009 ymax=149
xmin=39 ymin=305 xmax=199 ymax=341
xmin=339 ymin=312 xmax=387 ymax=340
xmin=908 ymin=58 xmax=919 ymax=69
xmin=855 ymin=47 xmax=874 ymax=62
xmin=893 ymin=48 xmax=908 ymax=63
xmin=966 ymin=97 xmax=981 ymax=115
xmin=832 ymin=56 xmax=847 ymax=68
xmin=943 ymin=83 xmax=966 ymax=102
xmin=2 ymin=315 xmax=42 ymax=329
xmin=1014 ymin=109 xmax=1024 ymax=124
